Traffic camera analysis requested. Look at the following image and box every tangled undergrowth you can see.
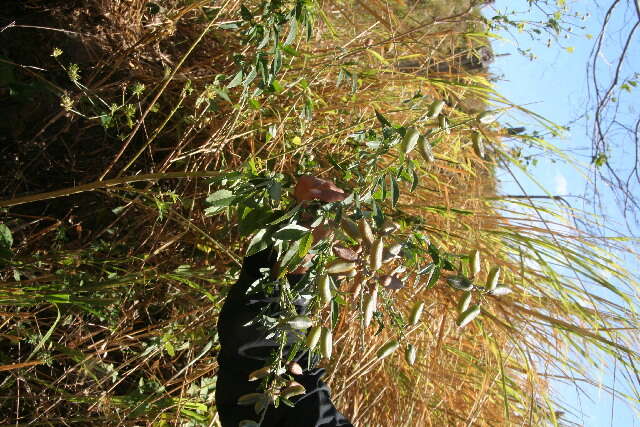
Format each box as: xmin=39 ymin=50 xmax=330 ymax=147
xmin=1 ymin=0 xmax=638 ymax=426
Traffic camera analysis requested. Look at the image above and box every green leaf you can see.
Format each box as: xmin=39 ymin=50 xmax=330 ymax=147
xmin=240 ymin=4 xmax=253 ymax=21
xmin=273 ymin=224 xmax=309 ymax=241
xmin=280 ymin=240 xmax=301 ymax=275
xmin=375 ymin=109 xmax=391 ymax=128
xmin=284 ymin=16 xmax=298 ymax=46
xmin=227 ymin=70 xmax=243 ymax=89
xmin=204 ymin=189 xmax=235 ymax=215
xmin=268 ymin=181 xmax=282 ymax=201
xmin=239 ymin=206 xmax=274 ymax=236
xmin=297 ymin=232 xmax=313 ymax=258
xmin=410 ymin=169 xmax=419 ymax=192
xmin=0 ymin=224 xmax=13 ymax=250
xmin=247 ymin=229 xmax=269 ymax=256
xmin=390 ymin=175 xmax=400 ymax=208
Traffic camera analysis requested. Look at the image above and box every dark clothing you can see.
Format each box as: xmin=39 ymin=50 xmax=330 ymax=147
xmin=216 ymin=248 xmax=353 ymax=427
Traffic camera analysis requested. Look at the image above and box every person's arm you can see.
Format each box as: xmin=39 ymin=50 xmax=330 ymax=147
xmin=215 ymin=176 xmax=353 ymax=427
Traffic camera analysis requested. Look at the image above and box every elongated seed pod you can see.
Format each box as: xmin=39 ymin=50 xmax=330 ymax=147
xmin=376 ymin=340 xmax=399 ymax=359
xmin=382 ymin=251 xmax=396 ymax=264
xmin=326 ymin=260 xmax=357 ymax=274
xmin=457 ymin=304 xmax=481 ymax=329
xmin=333 ymin=245 xmax=358 ymax=261
xmin=472 ymin=131 xmax=485 ymax=159
xmin=286 ymin=315 xmax=313 ymax=330
xmin=341 ymin=218 xmax=361 ymax=241
xmin=401 ymin=127 xmax=420 ymax=155
xmin=380 ymin=275 xmax=392 ymax=288
xmin=370 ymin=237 xmax=384 ymax=271
xmin=457 ymin=292 xmax=472 ymax=314
xmin=428 ymin=99 xmax=445 ymax=119
xmin=477 ymin=111 xmax=497 ymax=124
xmin=248 ymin=366 xmax=271 ymax=382
xmin=486 ymin=266 xmax=501 ymax=291
xmin=238 ymin=393 xmax=264 ymax=406
xmin=320 ymin=328 xmax=332 ymax=359
xmin=339 ymin=268 xmax=358 ymax=278
xmin=239 ymin=420 xmax=260 ymax=427
xmin=447 ymin=275 xmax=474 ymax=291
xmin=418 ymin=136 xmax=435 ymax=163
xmin=489 ymin=285 xmax=512 ymax=296
xmin=317 ymin=274 xmax=332 ymax=306
xmin=254 ymin=395 xmax=270 ymax=414
xmin=287 ymin=362 xmax=303 ymax=376
xmin=281 ymin=382 xmax=306 ymax=399
xmin=405 ymin=344 xmax=417 ymax=366
xmin=364 ymin=286 xmax=378 ymax=327
xmin=469 ymin=249 xmax=481 ymax=277
xmin=385 ymin=275 xmax=404 ymax=290
xmin=381 ymin=221 xmax=400 ymax=234
xmin=409 ymin=301 xmax=425 ymax=326
xmin=387 ymin=243 xmax=402 ymax=256
xmin=359 ymin=218 xmax=374 ymax=247
xmin=306 ymin=326 xmax=321 ymax=349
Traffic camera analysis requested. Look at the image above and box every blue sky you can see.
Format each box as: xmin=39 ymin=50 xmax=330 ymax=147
xmin=488 ymin=0 xmax=639 ymax=425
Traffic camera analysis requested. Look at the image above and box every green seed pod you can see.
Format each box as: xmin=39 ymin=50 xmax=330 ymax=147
xmin=409 ymin=301 xmax=425 ymax=326
xmin=428 ymin=99 xmax=445 ymax=119
xmin=326 ymin=260 xmax=357 ymax=274
xmin=317 ymin=274 xmax=332 ymax=306
xmin=341 ymin=218 xmax=361 ymax=241
xmin=358 ymin=218 xmax=374 ymax=247
xmin=364 ymin=286 xmax=378 ymax=327
xmin=370 ymin=237 xmax=384 ymax=271
xmin=376 ymin=340 xmax=399 ymax=359
xmin=472 ymin=131 xmax=485 ymax=159
xmin=286 ymin=315 xmax=313 ymax=330
xmin=320 ymin=327 xmax=332 ymax=359
xmin=489 ymin=285 xmax=512 ymax=296
xmin=418 ymin=136 xmax=435 ymax=163
xmin=477 ymin=111 xmax=497 ymax=124
xmin=237 ymin=393 xmax=264 ymax=406
xmin=306 ymin=326 xmax=321 ymax=349
xmin=469 ymin=249 xmax=481 ymax=277
xmin=248 ymin=366 xmax=271 ymax=382
xmin=281 ymin=382 xmax=306 ymax=399
xmin=457 ymin=292 xmax=472 ymax=314
xmin=401 ymin=127 xmax=420 ymax=155
xmin=457 ymin=304 xmax=481 ymax=329
xmin=254 ymin=395 xmax=270 ymax=414
xmin=239 ymin=420 xmax=260 ymax=427
xmin=486 ymin=266 xmax=501 ymax=291
xmin=405 ymin=344 xmax=417 ymax=366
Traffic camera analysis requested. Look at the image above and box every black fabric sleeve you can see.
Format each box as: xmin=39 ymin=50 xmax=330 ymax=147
xmin=215 ymin=248 xmax=353 ymax=427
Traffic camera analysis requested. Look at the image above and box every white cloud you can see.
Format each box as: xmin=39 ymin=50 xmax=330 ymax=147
xmin=554 ymin=174 xmax=568 ymax=195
